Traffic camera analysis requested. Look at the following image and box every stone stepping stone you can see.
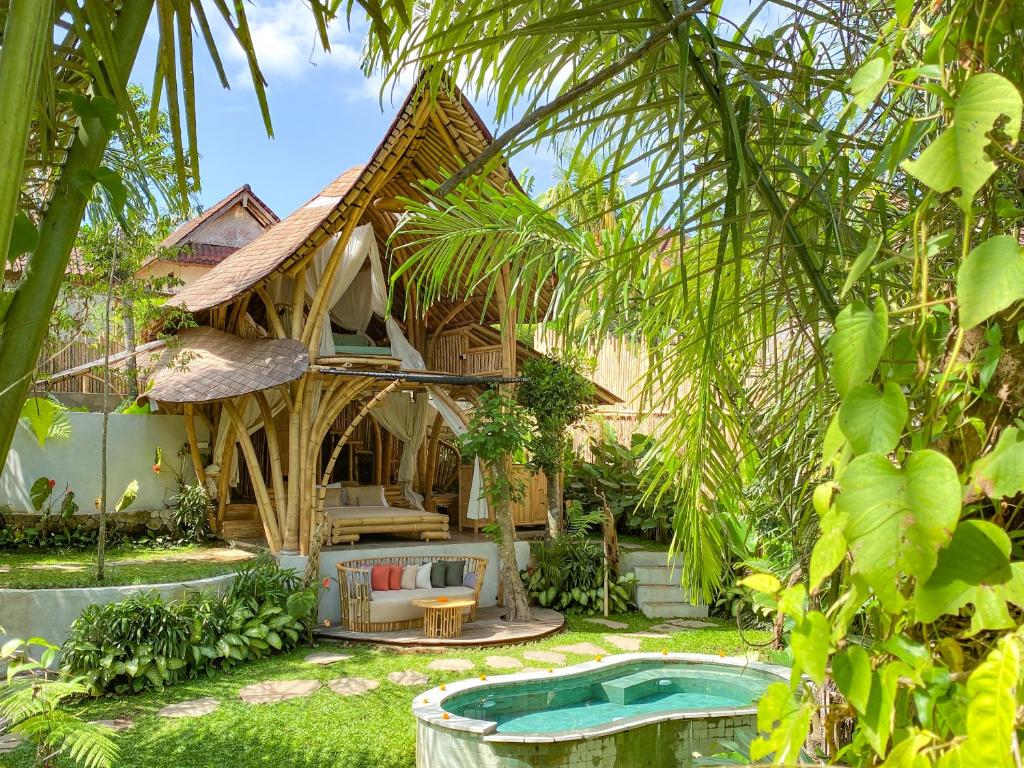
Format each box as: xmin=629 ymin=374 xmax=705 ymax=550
xmin=627 ymin=632 xmax=666 ymax=639
xmin=650 ymin=623 xmax=683 ymax=633
xmin=523 ymin=650 xmax=566 ymax=665
xmin=553 ymin=642 xmax=609 ymax=657
xmin=304 ymin=651 xmax=352 ymax=666
xmin=239 ymin=680 xmax=320 ymax=704
xmin=158 ymin=697 xmax=220 ymax=718
xmin=387 ymin=670 xmax=429 ymax=687
xmin=328 ymin=677 xmax=379 ymax=696
xmin=582 ymin=617 xmax=628 ymax=630
xmin=668 ymin=619 xmax=715 ymax=629
xmin=485 ymin=655 xmax=523 ymax=670
xmin=428 ymin=658 xmax=474 ymax=672
xmin=604 ymin=635 xmax=642 ymax=651
xmin=0 ymin=733 xmax=22 ymax=754
xmin=88 ymin=719 xmax=133 ymax=732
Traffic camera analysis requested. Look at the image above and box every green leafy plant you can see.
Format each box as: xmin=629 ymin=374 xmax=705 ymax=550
xmin=28 ymin=477 xmax=78 ymax=519
xmin=1 ymin=635 xmax=118 ymax=767
xmin=18 ymin=397 xmax=70 ymax=447
xmin=170 ymin=483 xmax=211 ymax=542
xmin=522 ymin=534 xmax=637 ymax=614
xmin=60 ymin=558 xmax=313 ymax=695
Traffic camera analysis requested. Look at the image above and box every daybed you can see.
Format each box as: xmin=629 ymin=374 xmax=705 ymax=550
xmin=336 ymin=554 xmax=487 ymax=632
xmin=323 ymin=484 xmax=450 ymax=544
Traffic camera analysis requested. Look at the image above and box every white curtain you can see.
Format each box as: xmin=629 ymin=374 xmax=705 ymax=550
xmin=426 ymin=386 xmax=488 ymax=521
xmin=207 ymin=389 xmax=285 ymax=497
xmin=370 ymin=391 xmax=430 ymax=509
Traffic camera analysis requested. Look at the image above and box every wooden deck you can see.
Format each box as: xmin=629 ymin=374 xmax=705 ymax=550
xmin=314 ymin=606 xmax=564 ymax=648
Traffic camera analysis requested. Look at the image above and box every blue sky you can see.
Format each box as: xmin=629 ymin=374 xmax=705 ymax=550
xmin=132 ymin=0 xmax=772 ymax=219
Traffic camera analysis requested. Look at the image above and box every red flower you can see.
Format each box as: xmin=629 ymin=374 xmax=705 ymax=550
xmin=152 ymin=463 xmax=161 ymax=474
xmin=47 ymin=478 xmax=56 ymax=488
xmin=322 ymin=577 xmax=331 ymax=589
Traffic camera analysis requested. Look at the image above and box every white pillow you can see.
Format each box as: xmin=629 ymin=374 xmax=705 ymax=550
xmin=347 ymin=485 xmax=387 ymax=507
xmin=415 ymin=562 xmax=432 ymax=589
xmin=400 ymin=565 xmax=418 ymax=590
xmin=322 ymin=483 xmax=345 ymax=508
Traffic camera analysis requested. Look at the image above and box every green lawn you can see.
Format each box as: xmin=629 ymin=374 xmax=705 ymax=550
xmin=0 ymin=545 xmax=253 ymax=589
xmin=0 ymin=614 xmax=768 ymax=768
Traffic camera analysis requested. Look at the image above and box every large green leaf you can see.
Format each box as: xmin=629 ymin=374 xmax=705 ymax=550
xmin=965 ymin=635 xmax=1020 ymax=768
xmin=790 ymin=611 xmax=829 ymax=684
xmin=861 ymin=662 xmax=903 ymax=757
xmin=849 ymin=56 xmax=893 ymax=110
xmin=838 ymin=450 xmax=961 ymax=611
xmin=915 ymin=520 xmax=1024 ymax=634
xmin=903 ymin=73 xmax=1023 ymax=212
xmin=750 ymin=682 xmax=813 ymax=763
xmin=833 ymin=644 xmax=872 ymax=712
xmin=957 ymin=236 xmax=1024 ymax=329
xmin=809 ymin=505 xmax=848 ymax=591
xmin=838 ymin=382 xmax=908 ymax=455
xmin=967 ymin=426 xmax=1024 ymax=500
xmin=19 ymin=397 xmax=71 ymax=446
xmin=828 ymin=300 xmax=888 ymax=397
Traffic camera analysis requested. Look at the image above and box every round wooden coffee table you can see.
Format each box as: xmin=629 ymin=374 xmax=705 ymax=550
xmin=412 ymin=597 xmax=477 ymax=639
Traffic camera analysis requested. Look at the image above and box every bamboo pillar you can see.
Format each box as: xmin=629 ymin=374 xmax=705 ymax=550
xmin=254 ymin=390 xmax=287 ymax=536
xmin=223 ymin=399 xmax=283 ymax=551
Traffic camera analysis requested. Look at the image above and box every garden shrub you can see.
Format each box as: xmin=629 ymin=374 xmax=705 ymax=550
xmin=61 ymin=558 xmax=315 ymax=695
xmin=567 ymin=429 xmax=675 ymax=543
xmin=522 ymin=534 xmax=637 ymax=614
xmin=171 ymin=482 xmax=212 ymax=541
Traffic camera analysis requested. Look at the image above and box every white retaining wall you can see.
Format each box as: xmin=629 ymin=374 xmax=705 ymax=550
xmin=0 ymin=412 xmax=207 ymax=514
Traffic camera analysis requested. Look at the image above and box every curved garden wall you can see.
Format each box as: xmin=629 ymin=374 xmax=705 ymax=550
xmin=0 ymin=572 xmax=237 ymax=648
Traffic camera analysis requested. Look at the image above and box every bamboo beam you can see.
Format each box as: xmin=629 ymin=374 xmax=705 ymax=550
xmin=215 ymin=422 xmax=236 ymax=529
xmin=223 ymin=399 xmax=283 ymax=551
xmin=254 ymin=390 xmax=287 ymax=535
xmin=371 ymin=418 xmax=383 ymax=484
xmin=255 ymin=283 xmax=286 ymax=338
xmin=424 ymin=410 xmax=444 ymax=506
xmin=290 ymin=265 xmax=306 ymax=340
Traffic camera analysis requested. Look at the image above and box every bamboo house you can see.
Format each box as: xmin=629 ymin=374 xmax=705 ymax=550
xmin=127 ymin=80 xmax=616 ymax=556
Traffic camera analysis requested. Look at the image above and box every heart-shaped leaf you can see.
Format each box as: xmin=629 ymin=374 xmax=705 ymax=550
xmin=833 ymin=644 xmax=872 ymax=712
xmin=968 ymin=426 xmax=1024 ymax=500
xmin=915 ymin=520 xmax=1024 ymax=634
xmin=957 ymin=236 xmax=1024 ymax=329
xmin=849 ymin=56 xmax=893 ymax=110
xmin=838 ymin=382 xmax=908 ymax=455
xmin=790 ymin=611 xmax=829 ymax=684
xmin=903 ymin=73 xmax=1023 ymax=212
xmin=965 ymin=636 xmax=1020 ymax=768
xmin=837 ymin=450 xmax=961 ymax=611
xmin=828 ymin=300 xmax=888 ymax=397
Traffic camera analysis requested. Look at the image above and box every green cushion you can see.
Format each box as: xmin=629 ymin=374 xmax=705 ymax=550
xmin=429 ymin=562 xmax=448 ymax=588
xmin=334 ymin=345 xmax=393 ymax=356
xmin=332 ymin=332 xmax=368 ymax=347
xmin=444 ymin=560 xmax=466 ymax=587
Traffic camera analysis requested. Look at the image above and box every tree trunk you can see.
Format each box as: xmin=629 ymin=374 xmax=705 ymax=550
xmin=122 ymin=297 xmax=138 ymax=400
xmin=546 ymin=470 xmax=563 ymax=537
xmin=600 ymin=493 xmax=620 ymax=579
xmin=0 ymin=0 xmax=154 ymax=468
xmin=494 ymin=457 xmax=532 ymax=621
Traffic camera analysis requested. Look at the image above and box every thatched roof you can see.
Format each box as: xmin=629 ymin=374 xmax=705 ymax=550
xmin=139 ymin=327 xmax=307 ymax=405
xmin=168 ymin=78 xmax=510 ymax=318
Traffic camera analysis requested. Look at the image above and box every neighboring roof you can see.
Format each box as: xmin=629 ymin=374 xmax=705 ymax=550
xmin=139 ymin=326 xmax=308 ymax=405
xmin=161 ymin=243 xmax=241 ymax=267
xmin=6 ymin=248 xmax=88 ymax=278
xmin=168 ymin=78 xmax=505 ymax=316
xmin=161 ymin=184 xmax=278 ymax=249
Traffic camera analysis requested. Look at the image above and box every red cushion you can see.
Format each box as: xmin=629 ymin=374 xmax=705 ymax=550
xmin=371 ymin=565 xmax=391 ymax=591
xmin=388 ymin=564 xmax=403 ymax=590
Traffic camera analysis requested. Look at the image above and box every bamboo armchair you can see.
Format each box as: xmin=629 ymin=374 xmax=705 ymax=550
xmin=336 ymin=555 xmax=487 ymax=632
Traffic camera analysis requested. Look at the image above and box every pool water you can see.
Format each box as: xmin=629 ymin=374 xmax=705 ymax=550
xmin=445 ymin=660 xmax=775 ymax=735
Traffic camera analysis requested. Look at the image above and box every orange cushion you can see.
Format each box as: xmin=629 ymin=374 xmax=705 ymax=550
xmin=371 ymin=565 xmax=390 ymax=591
xmin=388 ymin=565 xmax=403 ymax=590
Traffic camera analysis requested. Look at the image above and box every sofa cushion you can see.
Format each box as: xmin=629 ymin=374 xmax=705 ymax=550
xmin=400 ymin=565 xmax=418 ymax=590
xmin=463 ymin=571 xmax=477 ymax=589
xmin=321 ymin=483 xmax=346 ymax=507
xmin=445 ymin=560 xmax=466 ymax=587
xmin=430 ymin=562 xmax=447 ymax=588
xmin=368 ymin=586 xmax=475 ymax=625
xmin=415 ymin=562 xmax=432 ymax=589
xmin=388 ymin=564 xmax=403 ymax=590
xmin=370 ymin=565 xmax=391 ymax=592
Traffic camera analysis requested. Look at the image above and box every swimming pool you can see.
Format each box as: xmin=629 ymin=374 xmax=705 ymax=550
xmin=413 ymin=653 xmax=790 ymax=768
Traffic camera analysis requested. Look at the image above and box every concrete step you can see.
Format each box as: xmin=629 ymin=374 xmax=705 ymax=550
xmin=621 ymin=550 xmax=685 ymax=568
xmin=638 ymin=601 xmax=709 ymax=620
xmin=632 ymin=565 xmax=682 ymax=586
xmin=636 ymin=584 xmax=691 ymax=604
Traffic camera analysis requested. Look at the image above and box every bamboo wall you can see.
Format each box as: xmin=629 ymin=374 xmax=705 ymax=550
xmin=38 ymin=339 xmax=125 ymax=395
xmin=534 ymin=331 xmax=680 ymax=459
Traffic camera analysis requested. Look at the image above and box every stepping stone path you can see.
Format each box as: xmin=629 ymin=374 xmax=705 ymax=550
xmin=582 ymin=617 xmax=629 ymax=630
xmin=553 ymin=642 xmax=609 ymax=657
xmin=239 ymin=680 xmax=320 ymax=705
xmin=0 ymin=734 xmax=22 ymax=754
xmin=627 ymin=632 xmax=666 ymax=639
xmin=650 ymin=619 xmax=716 ymax=633
xmin=387 ymin=670 xmax=429 ymax=687
xmin=89 ymin=719 xmax=133 ymax=732
xmin=428 ymin=658 xmax=474 ymax=672
xmin=604 ymin=635 xmax=642 ymax=652
xmin=485 ymin=655 xmax=523 ymax=670
xmin=158 ymin=698 xmax=221 ymax=718
xmin=328 ymin=677 xmax=379 ymax=696
xmin=523 ymin=650 xmax=566 ymax=665
xmin=304 ymin=652 xmax=352 ymax=666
